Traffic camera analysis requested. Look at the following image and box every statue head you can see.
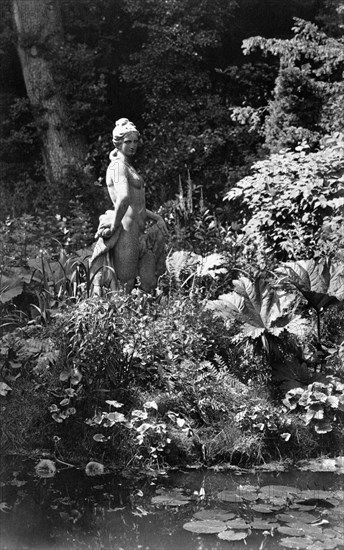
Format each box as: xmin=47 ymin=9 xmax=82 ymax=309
xmin=112 ymin=118 xmax=140 ymax=149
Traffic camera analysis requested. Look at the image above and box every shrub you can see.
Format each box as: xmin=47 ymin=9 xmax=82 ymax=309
xmin=224 ymin=133 xmax=344 ymax=264
xmin=283 ymin=377 xmax=344 ymax=434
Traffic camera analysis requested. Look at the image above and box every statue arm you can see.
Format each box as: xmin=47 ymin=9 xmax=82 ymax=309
xmin=146 ymin=209 xmax=168 ymax=237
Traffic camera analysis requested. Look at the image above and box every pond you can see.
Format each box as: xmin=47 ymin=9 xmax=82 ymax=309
xmin=0 ymin=457 xmax=343 ymax=550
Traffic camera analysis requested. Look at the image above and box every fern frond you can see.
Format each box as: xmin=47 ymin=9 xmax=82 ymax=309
xmin=166 ymin=250 xmax=200 ymax=281
xmin=213 ymin=353 xmax=227 ymax=370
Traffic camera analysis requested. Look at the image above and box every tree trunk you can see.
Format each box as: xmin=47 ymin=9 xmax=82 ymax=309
xmin=12 ymin=0 xmax=87 ymax=191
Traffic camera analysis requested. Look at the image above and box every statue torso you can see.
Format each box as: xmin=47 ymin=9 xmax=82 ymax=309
xmin=107 ymin=159 xmax=146 ymax=231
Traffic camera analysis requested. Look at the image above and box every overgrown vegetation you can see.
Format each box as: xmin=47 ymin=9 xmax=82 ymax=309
xmin=1 ymin=219 xmax=343 ymax=467
xmin=1 ymin=0 xmax=344 ymax=470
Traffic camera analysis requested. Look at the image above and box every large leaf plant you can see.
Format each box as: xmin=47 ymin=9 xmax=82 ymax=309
xmin=277 ymin=259 xmax=344 ymax=346
xmin=206 ymin=274 xmax=310 ymax=387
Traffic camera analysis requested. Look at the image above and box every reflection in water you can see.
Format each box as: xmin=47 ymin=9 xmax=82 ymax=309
xmin=0 ymin=459 xmax=343 ymax=550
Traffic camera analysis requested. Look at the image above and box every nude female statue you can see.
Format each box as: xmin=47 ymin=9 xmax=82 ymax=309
xmin=91 ymin=118 xmax=168 ymax=294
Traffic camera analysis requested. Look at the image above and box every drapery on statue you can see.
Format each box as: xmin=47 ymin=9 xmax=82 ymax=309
xmin=90 ymin=118 xmax=168 ymax=295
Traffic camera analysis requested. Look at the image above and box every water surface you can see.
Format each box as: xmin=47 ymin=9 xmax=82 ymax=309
xmin=1 ymin=458 xmax=343 ymax=550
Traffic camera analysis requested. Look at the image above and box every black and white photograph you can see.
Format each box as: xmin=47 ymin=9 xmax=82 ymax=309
xmin=0 ymin=1 xmax=343 ymax=549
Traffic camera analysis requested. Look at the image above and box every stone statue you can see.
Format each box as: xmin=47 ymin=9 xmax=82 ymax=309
xmin=91 ymin=118 xmax=168 ymax=294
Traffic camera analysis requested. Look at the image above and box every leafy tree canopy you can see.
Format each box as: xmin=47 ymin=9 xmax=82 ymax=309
xmin=224 ymin=132 xmax=344 ymax=265
xmin=243 ymin=18 xmax=344 ymax=151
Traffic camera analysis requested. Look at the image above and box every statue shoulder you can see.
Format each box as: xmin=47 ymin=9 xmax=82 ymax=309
xmin=107 ymin=159 xmax=127 ymax=181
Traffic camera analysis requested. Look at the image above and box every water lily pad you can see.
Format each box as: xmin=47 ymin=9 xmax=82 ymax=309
xmin=258 ymin=485 xmax=300 ymax=505
xmin=225 ymin=519 xmax=250 ymax=530
xmin=280 ymin=537 xmax=314 ymax=548
xmin=237 ymin=484 xmax=259 ymax=492
xmin=242 ymin=492 xmax=259 ymax=501
xmin=183 ymin=520 xmax=228 ymax=533
xmin=236 ymin=485 xmax=259 ymax=501
xmin=289 ymin=504 xmax=317 ymax=512
xmin=251 ymin=520 xmax=279 ymax=530
xmin=276 ymin=512 xmax=318 ymax=524
xmin=152 ymin=491 xmax=190 ymax=506
xmin=306 ymin=540 xmax=339 ymax=550
xmin=268 ymin=497 xmax=290 ymax=507
xmin=278 ymin=526 xmax=306 ymax=537
xmin=251 ymin=504 xmax=280 ymax=513
xmin=296 ymin=490 xmax=340 ymax=507
xmin=277 ymin=524 xmax=323 ymax=537
xmin=259 ymin=485 xmax=300 ymax=497
xmin=295 ymin=496 xmax=340 ymax=507
xmin=193 ymin=510 xmax=235 ymax=521
xmin=217 ymin=490 xmax=244 ymax=503
xmin=327 ymin=505 xmax=344 ymax=524
xmin=217 ymin=530 xmax=249 ymax=541
xmin=323 ymin=528 xmax=342 ymax=538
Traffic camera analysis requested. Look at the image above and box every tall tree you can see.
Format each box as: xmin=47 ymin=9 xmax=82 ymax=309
xmin=11 ymin=0 xmax=88 ymax=198
xmin=243 ymin=18 xmax=344 ymax=152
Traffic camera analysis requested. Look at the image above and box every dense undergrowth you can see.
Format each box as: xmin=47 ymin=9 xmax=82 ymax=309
xmin=1 ymin=134 xmax=344 ymax=471
xmin=1 ymin=254 xmax=343 ymax=471
xmin=1 ymin=1 xmax=343 ymax=479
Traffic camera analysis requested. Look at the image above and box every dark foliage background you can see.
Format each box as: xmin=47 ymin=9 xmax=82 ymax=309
xmin=1 ymin=0 xmax=341 ymax=225
xmin=1 ymin=0 xmax=344 ymax=470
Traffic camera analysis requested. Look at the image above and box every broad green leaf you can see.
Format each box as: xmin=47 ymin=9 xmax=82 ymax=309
xmin=278 ymin=260 xmax=344 ymax=310
xmin=207 ymin=275 xmax=302 ymax=345
xmin=205 ymin=292 xmax=244 ymax=319
xmin=0 ymin=281 xmax=24 ymax=304
xmin=0 ymin=267 xmax=32 ymax=304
